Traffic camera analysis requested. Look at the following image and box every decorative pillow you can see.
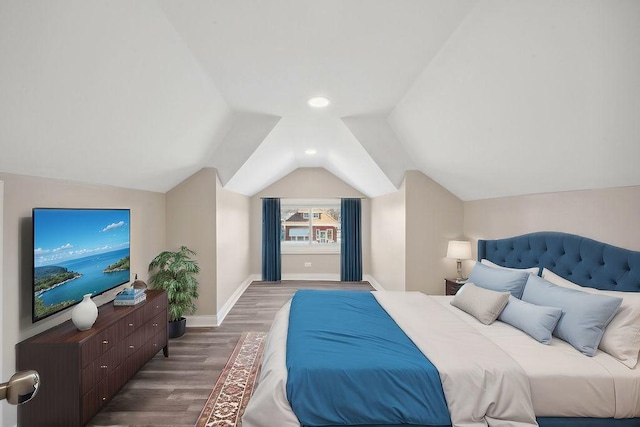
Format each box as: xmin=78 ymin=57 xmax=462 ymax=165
xmin=522 ymin=274 xmax=623 ymax=356
xmin=481 ymin=259 xmax=540 ymax=276
xmin=451 ymin=283 xmax=510 ymax=325
xmin=542 ymin=268 xmax=640 ymax=368
xmin=498 ymin=295 xmax=562 ymax=344
xmin=467 ymin=262 xmax=530 ymax=299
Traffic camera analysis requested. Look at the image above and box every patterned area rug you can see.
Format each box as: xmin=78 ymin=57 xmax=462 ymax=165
xmin=196 ymin=331 xmax=267 ymax=427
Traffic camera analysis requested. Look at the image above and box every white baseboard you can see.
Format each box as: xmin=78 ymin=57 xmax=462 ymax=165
xmin=184 ymin=274 xmax=259 ymax=328
xmin=363 ymin=274 xmax=385 ymax=291
xmin=184 ymin=314 xmax=218 ymax=328
xmin=216 ymin=274 xmax=259 ymax=325
xmin=281 ymin=273 xmax=341 ymax=281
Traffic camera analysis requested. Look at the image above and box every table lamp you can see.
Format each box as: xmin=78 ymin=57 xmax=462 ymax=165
xmin=447 ymin=240 xmax=472 ymax=282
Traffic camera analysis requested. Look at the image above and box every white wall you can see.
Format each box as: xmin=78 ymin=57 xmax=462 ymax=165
xmin=250 ymin=168 xmax=369 ymax=278
xmin=166 ymin=168 xmax=217 ymax=315
xmin=167 ymin=168 xmax=252 ymax=326
xmin=370 ymin=171 xmax=465 ymax=294
xmin=370 ymin=180 xmax=406 ymax=291
xmin=464 ymin=185 xmax=640 ymax=259
xmin=1 ymin=172 xmax=165 ymax=427
xmin=215 ymin=176 xmax=251 ymax=313
xmin=404 ymin=171 xmax=464 ymax=294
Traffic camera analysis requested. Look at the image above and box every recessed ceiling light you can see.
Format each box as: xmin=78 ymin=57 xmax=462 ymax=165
xmin=305 ymin=149 xmax=317 ymax=155
xmin=307 ymin=97 xmax=331 ymax=108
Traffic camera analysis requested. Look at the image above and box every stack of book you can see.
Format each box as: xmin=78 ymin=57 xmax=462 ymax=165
xmin=114 ymin=288 xmax=146 ymax=306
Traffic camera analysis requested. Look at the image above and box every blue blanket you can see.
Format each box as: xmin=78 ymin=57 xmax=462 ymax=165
xmin=286 ymin=290 xmax=451 ymax=427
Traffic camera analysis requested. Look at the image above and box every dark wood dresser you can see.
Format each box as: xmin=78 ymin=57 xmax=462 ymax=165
xmin=16 ymin=289 xmax=168 ymax=427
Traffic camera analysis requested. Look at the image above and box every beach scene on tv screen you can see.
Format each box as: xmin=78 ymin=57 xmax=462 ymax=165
xmin=33 ymin=209 xmax=130 ymax=320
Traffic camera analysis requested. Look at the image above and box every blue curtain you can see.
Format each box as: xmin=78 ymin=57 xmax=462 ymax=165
xmin=262 ymin=198 xmax=281 ymax=281
xmin=341 ymin=198 xmax=362 ymax=282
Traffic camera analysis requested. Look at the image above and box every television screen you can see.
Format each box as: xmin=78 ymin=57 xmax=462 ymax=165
xmin=32 ymin=208 xmax=131 ymax=322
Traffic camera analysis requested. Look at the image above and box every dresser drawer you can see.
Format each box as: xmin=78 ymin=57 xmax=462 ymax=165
xmin=144 ymin=296 xmax=167 ymax=323
xmin=146 ymin=329 xmax=167 ymax=359
xmin=108 ymin=364 xmax=128 ymax=399
xmin=145 ymin=312 xmax=166 ymax=343
xmin=121 ymin=308 xmax=146 ymax=338
xmin=81 ymin=323 xmax=122 ymax=368
xmin=81 ymin=344 xmax=121 ymax=394
xmin=124 ymin=346 xmax=147 ymax=378
xmin=125 ymin=327 xmax=146 ymax=357
xmin=81 ymin=379 xmax=109 ymax=425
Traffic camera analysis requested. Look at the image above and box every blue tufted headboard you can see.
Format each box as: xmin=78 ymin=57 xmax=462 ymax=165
xmin=478 ymin=232 xmax=640 ymax=292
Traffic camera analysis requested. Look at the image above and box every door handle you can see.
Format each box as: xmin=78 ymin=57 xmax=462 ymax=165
xmin=0 ymin=370 xmax=40 ymax=405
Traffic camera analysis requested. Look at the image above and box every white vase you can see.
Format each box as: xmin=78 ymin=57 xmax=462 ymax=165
xmin=72 ymin=294 xmax=98 ymax=331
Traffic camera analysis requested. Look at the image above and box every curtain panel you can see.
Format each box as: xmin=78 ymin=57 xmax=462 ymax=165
xmin=262 ymin=198 xmax=281 ymax=281
xmin=341 ymin=198 xmax=362 ymax=282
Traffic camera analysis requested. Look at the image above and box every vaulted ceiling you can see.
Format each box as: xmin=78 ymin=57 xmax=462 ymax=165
xmin=1 ymin=1 xmax=638 ymax=201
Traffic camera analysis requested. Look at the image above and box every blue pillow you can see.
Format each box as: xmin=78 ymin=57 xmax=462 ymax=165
xmin=467 ymin=262 xmax=530 ymax=299
xmin=522 ymin=275 xmax=623 ymax=356
xmin=498 ymin=296 xmax=562 ymax=344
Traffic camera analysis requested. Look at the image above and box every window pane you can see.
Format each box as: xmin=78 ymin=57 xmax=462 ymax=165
xmin=311 ymin=208 xmax=341 ymax=244
xmin=281 ymin=203 xmax=341 ymax=252
xmin=281 ymin=208 xmax=310 ymax=243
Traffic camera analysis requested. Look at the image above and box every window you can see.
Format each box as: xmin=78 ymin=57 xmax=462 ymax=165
xmin=281 ymin=200 xmax=341 ymax=254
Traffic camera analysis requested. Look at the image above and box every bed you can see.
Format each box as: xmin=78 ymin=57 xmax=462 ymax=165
xmin=243 ymin=232 xmax=640 ymax=427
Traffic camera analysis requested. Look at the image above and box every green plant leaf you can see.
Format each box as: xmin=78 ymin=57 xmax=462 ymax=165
xmin=148 ymin=246 xmax=200 ymax=322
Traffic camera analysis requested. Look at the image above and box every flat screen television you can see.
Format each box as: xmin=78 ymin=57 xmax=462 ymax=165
xmin=32 ymin=208 xmax=131 ymax=322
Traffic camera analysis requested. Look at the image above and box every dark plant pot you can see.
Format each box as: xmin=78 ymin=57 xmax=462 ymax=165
xmin=168 ymin=317 xmax=186 ymax=339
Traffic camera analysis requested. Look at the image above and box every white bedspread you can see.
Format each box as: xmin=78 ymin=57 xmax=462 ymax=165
xmin=243 ymin=292 xmax=640 ymax=427
xmin=430 ymin=295 xmax=640 ymax=418
xmin=242 ymin=300 xmax=300 ymax=427
xmin=373 ymin=292 xmax=537 ymax=427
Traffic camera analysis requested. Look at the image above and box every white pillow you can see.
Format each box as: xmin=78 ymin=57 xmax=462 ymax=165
xmin=542 ymin=268 xmax=640 ymax=368
xmin=481 ymin=259 xmax=540 ymax=275
xmin=451 ymin=283 xmax=510 ymax=325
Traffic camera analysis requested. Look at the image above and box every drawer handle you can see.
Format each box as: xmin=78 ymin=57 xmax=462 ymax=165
xmin=129 ymin=345 xmax=134 ymax=349
xmin=102 ymin=397 xmax=106 ymax=401
xmin=100 ymin=365 xmax=108 ymax=369
xmin=102 ymin=340 xmax=109 ymax=345
xmin=128 ymin=323 xmax=134 ymax=327
xmin=156 ymin=305 xmax=159 ymax=309
xmin=153 ymin=323 xmax=158 ymax=327
xmin=153 ymin=343 xmax=157 ymax=347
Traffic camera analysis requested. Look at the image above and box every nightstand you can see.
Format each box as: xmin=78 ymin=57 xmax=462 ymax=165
xmin=444 ymin=278 xmax=466 ymax=296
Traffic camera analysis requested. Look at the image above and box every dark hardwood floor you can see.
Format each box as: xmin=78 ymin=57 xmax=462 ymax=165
xmin=88 ymin=281 xmax=373 ymax=427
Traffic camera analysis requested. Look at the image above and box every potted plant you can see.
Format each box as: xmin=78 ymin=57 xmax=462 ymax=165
xmin=148 ymin=246 xmax=200 ymax=338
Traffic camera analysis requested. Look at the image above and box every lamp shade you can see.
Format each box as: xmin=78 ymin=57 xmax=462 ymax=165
xmin=446 ymin=240 xmax=472 ymax=260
